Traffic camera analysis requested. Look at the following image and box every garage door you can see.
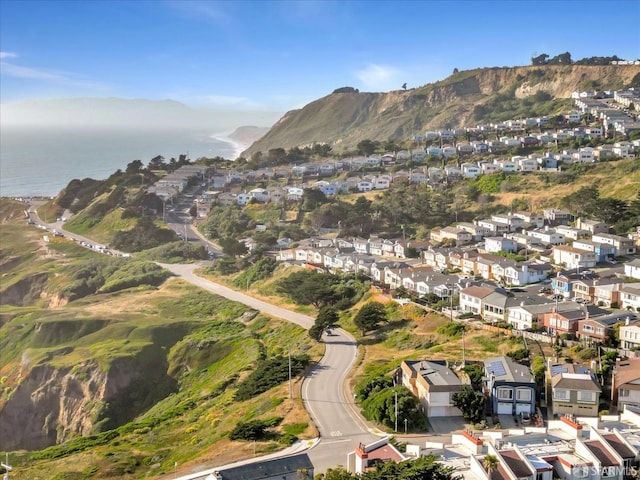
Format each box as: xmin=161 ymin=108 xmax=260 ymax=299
xmin=515 ymin=403 xmax=531 ymax=414
xmin=497 ymin=402 xmax=512 ymax=415
xmin=429 ymin=406 xmax=447 ymax=417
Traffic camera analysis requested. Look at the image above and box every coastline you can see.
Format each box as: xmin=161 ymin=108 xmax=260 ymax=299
xmin=211 ymin=132 xmax=248 ymax=160
xmin=0 ymin=127 xmax=244 ymax=198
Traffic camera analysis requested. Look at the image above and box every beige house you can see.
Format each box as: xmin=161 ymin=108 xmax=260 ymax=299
xmin=549 ymin=363 xmax=601 ymax=417
xmin=400 ymin=360 xmax=463 ymax=417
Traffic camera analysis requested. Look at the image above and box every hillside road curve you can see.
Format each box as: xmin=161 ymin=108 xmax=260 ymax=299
xmin=160 ymin=263 xmax=380 ymax=475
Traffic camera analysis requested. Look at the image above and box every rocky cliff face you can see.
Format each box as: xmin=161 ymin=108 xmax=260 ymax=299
xmin=0 ymin=348 xmax=175 ymax=450
xmin=243 ymin=64 xmax=640 ymax=156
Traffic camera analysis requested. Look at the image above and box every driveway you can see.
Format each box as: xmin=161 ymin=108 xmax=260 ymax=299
xmin=427 ymin=416 xmax=466 ymax=434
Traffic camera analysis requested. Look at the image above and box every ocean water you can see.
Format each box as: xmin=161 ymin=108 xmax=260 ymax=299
xmin=0 ymin=126 xmax=241 ymax=198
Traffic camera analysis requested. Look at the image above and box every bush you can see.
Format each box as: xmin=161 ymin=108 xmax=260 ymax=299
xmin=436 ymin=322 xmax=466 ymax=338
xmin=578 ymin=347 xmax=597 ymax=361
xmin=229 ymin=417 xmax=283 ymax=441
xmin=234 ymin=355 xmax=309 ymax=401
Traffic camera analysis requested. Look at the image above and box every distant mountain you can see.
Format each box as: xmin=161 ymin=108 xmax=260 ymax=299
xmin=227 ymin=125 xmax=271 ymax=147
xmin=243 ymin=64 xmax=640 ymax=156
xmin=0 ymin=97 xmax=283 ymax=131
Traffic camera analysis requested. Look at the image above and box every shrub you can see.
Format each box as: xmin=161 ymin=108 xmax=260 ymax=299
xmin=436 ymin=322 xmax=466 ymax=338
xmin=229 ymin=417 xmax=283 ymax=441
xmin=234 ymin=355 xmax=309 ymax=401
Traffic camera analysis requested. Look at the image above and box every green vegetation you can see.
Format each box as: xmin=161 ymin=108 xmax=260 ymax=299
xmin=360 ymin=385 xmax=425 ymax=432
xmin=234 ymin=354 xmax=310 ymax=401
xmin=228 ymin=416 xmax=283 ymax=441
xmin=353 ymin=302 xmax=388 ymax=336
xmin=137 ymin=241 xmax=208 ymax=263
xmin=323 ymin=454 xmax=455 ymax=480
xmin=452 ymin=386 xmax=486 ymax=424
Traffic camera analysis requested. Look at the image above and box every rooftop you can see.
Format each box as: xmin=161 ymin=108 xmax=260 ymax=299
xmin=484 ymin=356 xmax=534 ymax=384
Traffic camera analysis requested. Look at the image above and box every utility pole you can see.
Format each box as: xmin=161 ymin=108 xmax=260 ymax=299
xmin=288 ymin=346 xmax=293 ymax=399
xmin=394 ymin=390 xmax=398 ymax=432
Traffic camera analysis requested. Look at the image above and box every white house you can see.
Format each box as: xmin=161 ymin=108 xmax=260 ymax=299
xmin=621 ymin=285 xmax=640 ymax=312
xmin=553 ymin=245 xmax=597 ymax=269
xmin=625 ymin=259 xmax=640 ymax=280
xmin=461 ymin=162 xmax=482 ymax=178
xmin=485 ymin=236 xmax=518 ymax=253
xmin=357 ymin=181 xmax=373 ymax=192
xmin=504 ymin=262 xmax=551 ymax=286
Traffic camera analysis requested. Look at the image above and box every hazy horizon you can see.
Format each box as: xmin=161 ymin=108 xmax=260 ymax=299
xmin=0 ymin=96 xmax=284 ymax=131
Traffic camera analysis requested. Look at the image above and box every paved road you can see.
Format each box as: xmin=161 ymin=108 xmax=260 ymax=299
xmin=26 ymin=209 xmax=381 ymax=476
xmin=160 ymin=264 xmax=380 ymax=475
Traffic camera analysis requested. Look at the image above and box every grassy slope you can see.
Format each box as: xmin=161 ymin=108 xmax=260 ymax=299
xmin=0 ymin=203 xmax=321 ymax=479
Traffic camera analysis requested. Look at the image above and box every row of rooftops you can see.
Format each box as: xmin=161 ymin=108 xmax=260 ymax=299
xmin=354 ymin=406 xmax=640 ymax=479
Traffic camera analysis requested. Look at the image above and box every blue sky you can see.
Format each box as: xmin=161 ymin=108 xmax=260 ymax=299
xmin=1 ymin=0 xmax=639 ymax=113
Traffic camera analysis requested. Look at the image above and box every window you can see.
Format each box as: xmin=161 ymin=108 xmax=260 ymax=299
xmin=620 ymin=389 xmax=630 ymax=397
xmin=554 ymin=389 xmax=568 ymax=401
xmin=578 ymin=391 xmax=595 ymax=403
xmin=516 ymin=388 xmax=531 ymax=401
xmin=583 ymin=325 xmax=594 ymax=332
xmin=498 ymin=388 xmax=513 ymax=400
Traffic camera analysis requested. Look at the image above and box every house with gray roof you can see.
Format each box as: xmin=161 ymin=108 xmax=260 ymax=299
xmin=400 ymin=360 xmax=463 ymax=417
xmin=484 ymin=356 xmax=536 ymax=416
xmin=212 ymin=453 xmax=314 ymax=480
xmin=549 ymin=363 xmax=600 ymax=418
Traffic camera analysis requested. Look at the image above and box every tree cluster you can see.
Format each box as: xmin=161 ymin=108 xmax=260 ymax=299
xmin=247 ymin=143 xmax=332 ymax=169
xmin=531 ymin=52 xmax=572 ymax=65
xmin=353 ymin=302 xmax=388 ymax=336
xmin=452 ymin=385 xmax=486 ymax=424
xmin=234 ymin=354 xmax=310 ymax=401
xmin=112 ymin=216 xmax=179 ymax=252
xmin=322 ymin=455 xmax=455 ymax=480
xmin=276 ymin=270 xmax=366 ymax=310
xmin=356 ymin=375 xmax=426 ymax=432
xmin=562 ymin=186 xmax=640 ymax=234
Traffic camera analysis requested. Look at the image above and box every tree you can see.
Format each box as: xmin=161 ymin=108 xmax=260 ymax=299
xmin=531 ymin=356 xmax=546 ymax=384
xmin=125 ymin=159 xmax=144 ymax=174
xmin=452 ymin=385 xmax=486 ymax=424
xmin=531 ymin=53 xmax=549 ymax=65
xmin=310 ymin=306 xmax=339 ymax=341
xmin=357 ymin=139 xmax=377 ymax=156
xmin=361 ymin=386 xmax=425 ymax=431
xmin=483 ymin=454 xmax=499 ymax=477
xmin=354 ymin=302 xmax=387 ymax=336
xmin=276 ymin=270 xmax=345 ymax=309
xmin=462 ymin=364 xmax=484 ymax=389
xmin=218 ymin=237 xmax=248 ymax=257
xmin=302 ymin=188 xmax=328 ymax=212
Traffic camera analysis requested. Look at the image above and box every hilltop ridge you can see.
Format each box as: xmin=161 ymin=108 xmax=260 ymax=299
xmin=243 ymin=64 xmax=640 ymax=156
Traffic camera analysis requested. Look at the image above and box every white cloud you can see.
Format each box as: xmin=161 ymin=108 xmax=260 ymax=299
xmin=0 ymin=61 xmax=65 ymax=81
xmin=354 ymin=64 xmax=405 ymax=92
xmin=0 ymin=53 xmax=110 ymax=91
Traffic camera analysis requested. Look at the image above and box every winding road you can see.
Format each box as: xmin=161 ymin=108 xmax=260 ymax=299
xmin=160 ymin=264 xmax=379 ymax=475
xmin=26 ymin=206 xmax=381 ymax=476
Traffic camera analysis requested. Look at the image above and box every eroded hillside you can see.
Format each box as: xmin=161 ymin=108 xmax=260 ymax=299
xmin=244 ymin=64 xmax=640 ymax=155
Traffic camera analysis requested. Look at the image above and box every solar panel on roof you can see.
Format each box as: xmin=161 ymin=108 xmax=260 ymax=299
xmin=551 ymin=365 xmax=568 ymax=376
xmin=488 ymin=360 xmax=506 ymax=377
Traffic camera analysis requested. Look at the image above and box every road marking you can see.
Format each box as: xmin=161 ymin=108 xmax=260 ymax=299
xmin=322 ymin=438 xmax=351 ymax=444
xmin=330 ymin=430 xmax=342 ymax=437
